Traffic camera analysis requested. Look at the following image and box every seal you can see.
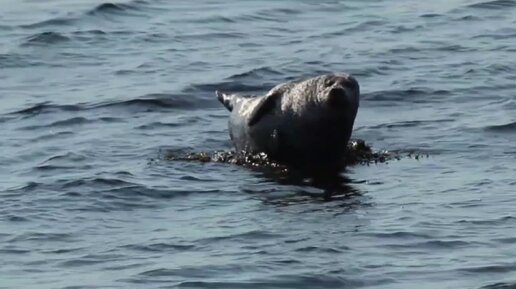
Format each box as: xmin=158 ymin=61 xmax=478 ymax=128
xmin=216 ymin=73 xmax=360 ymax=171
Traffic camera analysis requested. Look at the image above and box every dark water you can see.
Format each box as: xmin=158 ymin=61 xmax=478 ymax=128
xmin=1 ymin=0 xmax=516 ymax=288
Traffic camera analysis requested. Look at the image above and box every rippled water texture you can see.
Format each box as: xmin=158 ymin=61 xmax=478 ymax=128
xmin=1 ymin=0 xmax=516 ymax=288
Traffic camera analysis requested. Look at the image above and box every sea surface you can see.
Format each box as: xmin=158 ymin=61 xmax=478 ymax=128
xmin=1 ymin=0 xmax=516 ymax=288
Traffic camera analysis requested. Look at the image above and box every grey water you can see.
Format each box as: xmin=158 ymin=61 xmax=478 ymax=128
xmin=1 ymin=0 xmax=516 ymax=288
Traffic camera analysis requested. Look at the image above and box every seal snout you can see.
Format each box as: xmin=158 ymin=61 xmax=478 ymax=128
xmin=327 ymin=87 xmax=349 ymax=107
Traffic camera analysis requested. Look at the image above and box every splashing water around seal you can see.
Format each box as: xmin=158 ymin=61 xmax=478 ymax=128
xmin=165 ymin=139 xmax=427 ymax=168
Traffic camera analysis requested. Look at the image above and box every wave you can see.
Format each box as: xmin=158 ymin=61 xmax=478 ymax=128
xmin=8 ymin=232 xmax=75 ymax=243
xmin=226 ymin=66 xmax=283 ymax=81
xmin=11 ymin=102 xmax=82 ymax=116
xmin=42 ymin=152 xmax=88 ymax=164
xmin=57 ymin=177 xmax=217 ymax=200
xmin=473 ymin=33 xmax=516 ymax=40
xmin=368 ymin=119 xmax=455 ymax=129
xmin=420 ymin=13 xmax=443 ymax=18
xmin=10 ymin=93 xmax=205 ymax=118
xmin=485 ymin=122 xmax=516 ymax=132
xmin=480 ymin=281 xmax=516 ymax=289
xmin=308 ymin=20 xmax=388 ymax=39
xmin=175 ymin=275 xmax=367 ymax=289
xmin=135 ymin=121 xmax=182 ymax=130
xmin=186 ymin=81 xmax=271 ymax=95
xmin=20 ymin=17 xmax=77 ymax=29
xmin=22 ymin=32 xmax=70 ymax=46
xmin=362 ymin=88 xmax=451 ymax=104
xmin=19 ymin=117 xmax=94 ymax=130
xmin=468 ymin=0 xmax=516 ymax=9
xmin=92 ymin=93 xmax=202 ymax=111
xmin=87 ymin=1 xmax=145 ymax=16
xmin=0 ymin=52 xmax=47 ymax=69
xmin=175 ymin=32 xmax=247 ymax=41
xmin=460 ymin=263 xmax=516 ymax=273
xmin=187 ymin=15 xmax=237 ymax=24
xmin=121 ymin=243 xmax=195 ymax=253
xmin=20 ymin=0 xmax=154 ymax=29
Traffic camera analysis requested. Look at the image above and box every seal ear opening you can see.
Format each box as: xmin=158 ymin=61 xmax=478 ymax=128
xmin=248 ymin=92 xmax=280 ymax=126
xmin=216 ymin=90 xmax=233 ymax=112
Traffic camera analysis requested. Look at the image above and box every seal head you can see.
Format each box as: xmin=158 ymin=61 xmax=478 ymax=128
xmin=217 ymin=73 xmax=359 ymax=171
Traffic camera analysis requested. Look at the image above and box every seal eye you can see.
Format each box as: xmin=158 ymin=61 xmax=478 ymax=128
xmin=325 ymin=79 xmax=335 ymax=87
